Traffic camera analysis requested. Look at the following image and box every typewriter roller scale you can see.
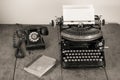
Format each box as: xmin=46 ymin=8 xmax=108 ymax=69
xmin=53 ymin=5 xmax=106 ymax=68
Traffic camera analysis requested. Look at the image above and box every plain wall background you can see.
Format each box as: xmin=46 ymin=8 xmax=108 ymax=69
xmin=0 ymin=0 xmax=120 ymax=24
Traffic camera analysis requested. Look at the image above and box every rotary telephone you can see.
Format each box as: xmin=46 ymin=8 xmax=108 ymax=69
xmin=13 ymin=25 xmax=48 ymax=58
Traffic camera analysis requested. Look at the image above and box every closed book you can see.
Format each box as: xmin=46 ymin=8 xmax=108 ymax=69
xmin=24 ymin=55 xmax=56 ymax=78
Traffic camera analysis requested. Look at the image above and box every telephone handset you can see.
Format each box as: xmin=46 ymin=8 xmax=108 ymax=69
xmin=13 ymin=26 xmax=48 ymax=58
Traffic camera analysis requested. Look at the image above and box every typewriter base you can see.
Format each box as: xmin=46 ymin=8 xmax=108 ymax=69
xmin=62 ymin=61 xmax=105 ymax=68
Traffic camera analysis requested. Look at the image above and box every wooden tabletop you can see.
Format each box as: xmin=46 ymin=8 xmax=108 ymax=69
xmin=0 ymin=24 xmax=120 ymax=80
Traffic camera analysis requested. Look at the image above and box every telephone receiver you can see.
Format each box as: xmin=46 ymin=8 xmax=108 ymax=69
xmin=40 ymin=27 xmax=49 ymax=35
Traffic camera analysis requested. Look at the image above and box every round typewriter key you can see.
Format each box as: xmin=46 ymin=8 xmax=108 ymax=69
xmin=79 ymin=50 xmax=82 ymax=52
xmin=98 ymin=53 xmax=101 ymax=55
xmin=83 ymin=59 xmax=86 ymax=61
xmin=73 ymin=56 xmax=75 ymax=58
xmin=81 ymin=53 xmax=83 ymax=55
xmin=72 ymin=53 xmax=75 ymax=55
xmin=76 ymin=50 xmax=79 ymax=52
xmin=90 ymin=59 xmax=92 ymax=61
xmin=95 ymin=53 xmax=98 ymax=55
xmin=82 ymin=50 xmax=85 ymax=52
xmin=89 ymin=50 xmax=91 ymax=52
xmin=75 ymin=59 xmax=77 ymax=61
xmin=82 ymin=50 xmax=84 ymax=52
xmin=91 ymin=56 xmax=93 ymax=58
xmin=101 ymin=56 xmax=103 ymax=59
xmin=81 ymin=59 xmax=83 ymax=61
xmin=78 ymin=59 xmax=80 ymax=61
xmin=63 ymin=57 xmax=66 ymax=59
xmin=72 ymin=59 xmax=74 ymax=61
xmin=94 ymin=50 xmax=96 ymax=52
xmin=93 ymin=59 xmax=95 ymax=61
xmin=79 ymin=56 xmax=81 ymax=58
xmin=87 ymin=59 xmax=89 ymax=61
xmin=94 ymin=56 xmax=97 ymax=58
xmin=76 ymin=56 xmax=78 ymax=58
xmin=68 ymin=59 xmax=71 ymax=62
xmin=78 ymin=53 xmax=80 ymax=55
xmin=73 ymin=50 xmax=75 ymax=52
xmin=85 ymin=56 xmax=87 ymax=58
xmin=96 ymin=59 xmax=98 ymax=61
xmin=99 ymin=47 xmax=103 ymax=50
xmin=62 ymin=51 xmax=65 ymax=53
xmin=97 ymin=50 xmax=100 ymax=52
xmin=88 ymin=56 xmax=90 ymax=58
xmin=82 ymin=56 xmax=84 ymax=58
xmin=87 ymin=53 xmax=89 ymax=55
xmin=91 ymin=50 xmax=93 ymax=52
xmin=96 ymin=56 xmax=99 ymax=58
xmin=84 ymin=53 xmax=86 ymax=55
xmin=68 ymin=50 xmax=70 ymax=52
xmin=64 ymin=59 xmax=67 ymax=62
xmin=99 ymin=59 xmax=102 ymax=61
xmin=66 ymin=53 xmax=68 ymax=56
xmin=67 ymin=56 xmax=69 ymax=58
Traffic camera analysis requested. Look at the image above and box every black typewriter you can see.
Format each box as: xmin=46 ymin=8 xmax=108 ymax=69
xmin=54 ymin=5 xmax=106 ymax=68
xmin=61 ymin=24 xmax=105 ymax=68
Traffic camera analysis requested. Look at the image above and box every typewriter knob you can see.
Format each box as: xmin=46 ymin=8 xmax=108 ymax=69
xmin=98 ymin=42 xmax=103 ymax=46
xmin=102 ymin=19 xmax=105 ymax=26
xmin=99 ymin=47 xmax=103 ymax=50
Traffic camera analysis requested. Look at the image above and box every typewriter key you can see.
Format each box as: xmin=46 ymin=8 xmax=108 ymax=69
xmin=64 ymin=59 xmax=67 ymax=62
xmin=85 ymin=56 xmax=87 ymax=58
xmin=76 ymin=56 xmax=79 ymax=58
xmin=99 ymin=59 xmax=102 ymax=61
xmin=88 ymin=56 xmax=90 ymax=58
xmin=79 ymin=56 xmax=81 ymax=58
xmin=90 ymin=59 xmax=92 ymax=61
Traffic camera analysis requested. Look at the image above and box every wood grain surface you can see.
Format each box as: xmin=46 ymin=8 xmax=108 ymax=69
xmin=0 ymin=24 xmax=120 ymax=80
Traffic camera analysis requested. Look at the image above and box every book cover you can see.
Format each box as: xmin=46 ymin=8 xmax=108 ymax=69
xmin=24 ymin=55 xmax=56 ymax=78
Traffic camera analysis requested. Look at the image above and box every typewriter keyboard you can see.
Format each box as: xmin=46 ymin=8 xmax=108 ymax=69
xmin=62 ymin=49 xmax=105 ymax=68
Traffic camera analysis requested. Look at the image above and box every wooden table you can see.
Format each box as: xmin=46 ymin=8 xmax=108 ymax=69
xmin=0 ymin=24 xmax=120 ymax=80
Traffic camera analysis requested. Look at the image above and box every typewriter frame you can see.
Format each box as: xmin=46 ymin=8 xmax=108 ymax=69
xmin=55 ymin=15 xmax=106 ymax=68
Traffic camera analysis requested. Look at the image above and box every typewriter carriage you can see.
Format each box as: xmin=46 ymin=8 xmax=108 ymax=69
xmin=52 ymin=15 xmax=105 ymax=30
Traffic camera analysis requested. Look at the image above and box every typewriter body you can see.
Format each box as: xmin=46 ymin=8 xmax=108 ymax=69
xmin=57 ymin=5 xmax=106 ymax=68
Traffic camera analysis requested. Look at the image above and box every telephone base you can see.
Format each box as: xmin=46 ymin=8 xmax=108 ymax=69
xmin=26 ymin=37 xmax=45 ymax=50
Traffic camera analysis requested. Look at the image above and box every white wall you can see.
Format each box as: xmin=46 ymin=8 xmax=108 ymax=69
xmin=0 ymin=0 xmax=120 ymax=24
xmin=62 ymin=0 xmax=120 ymax=24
